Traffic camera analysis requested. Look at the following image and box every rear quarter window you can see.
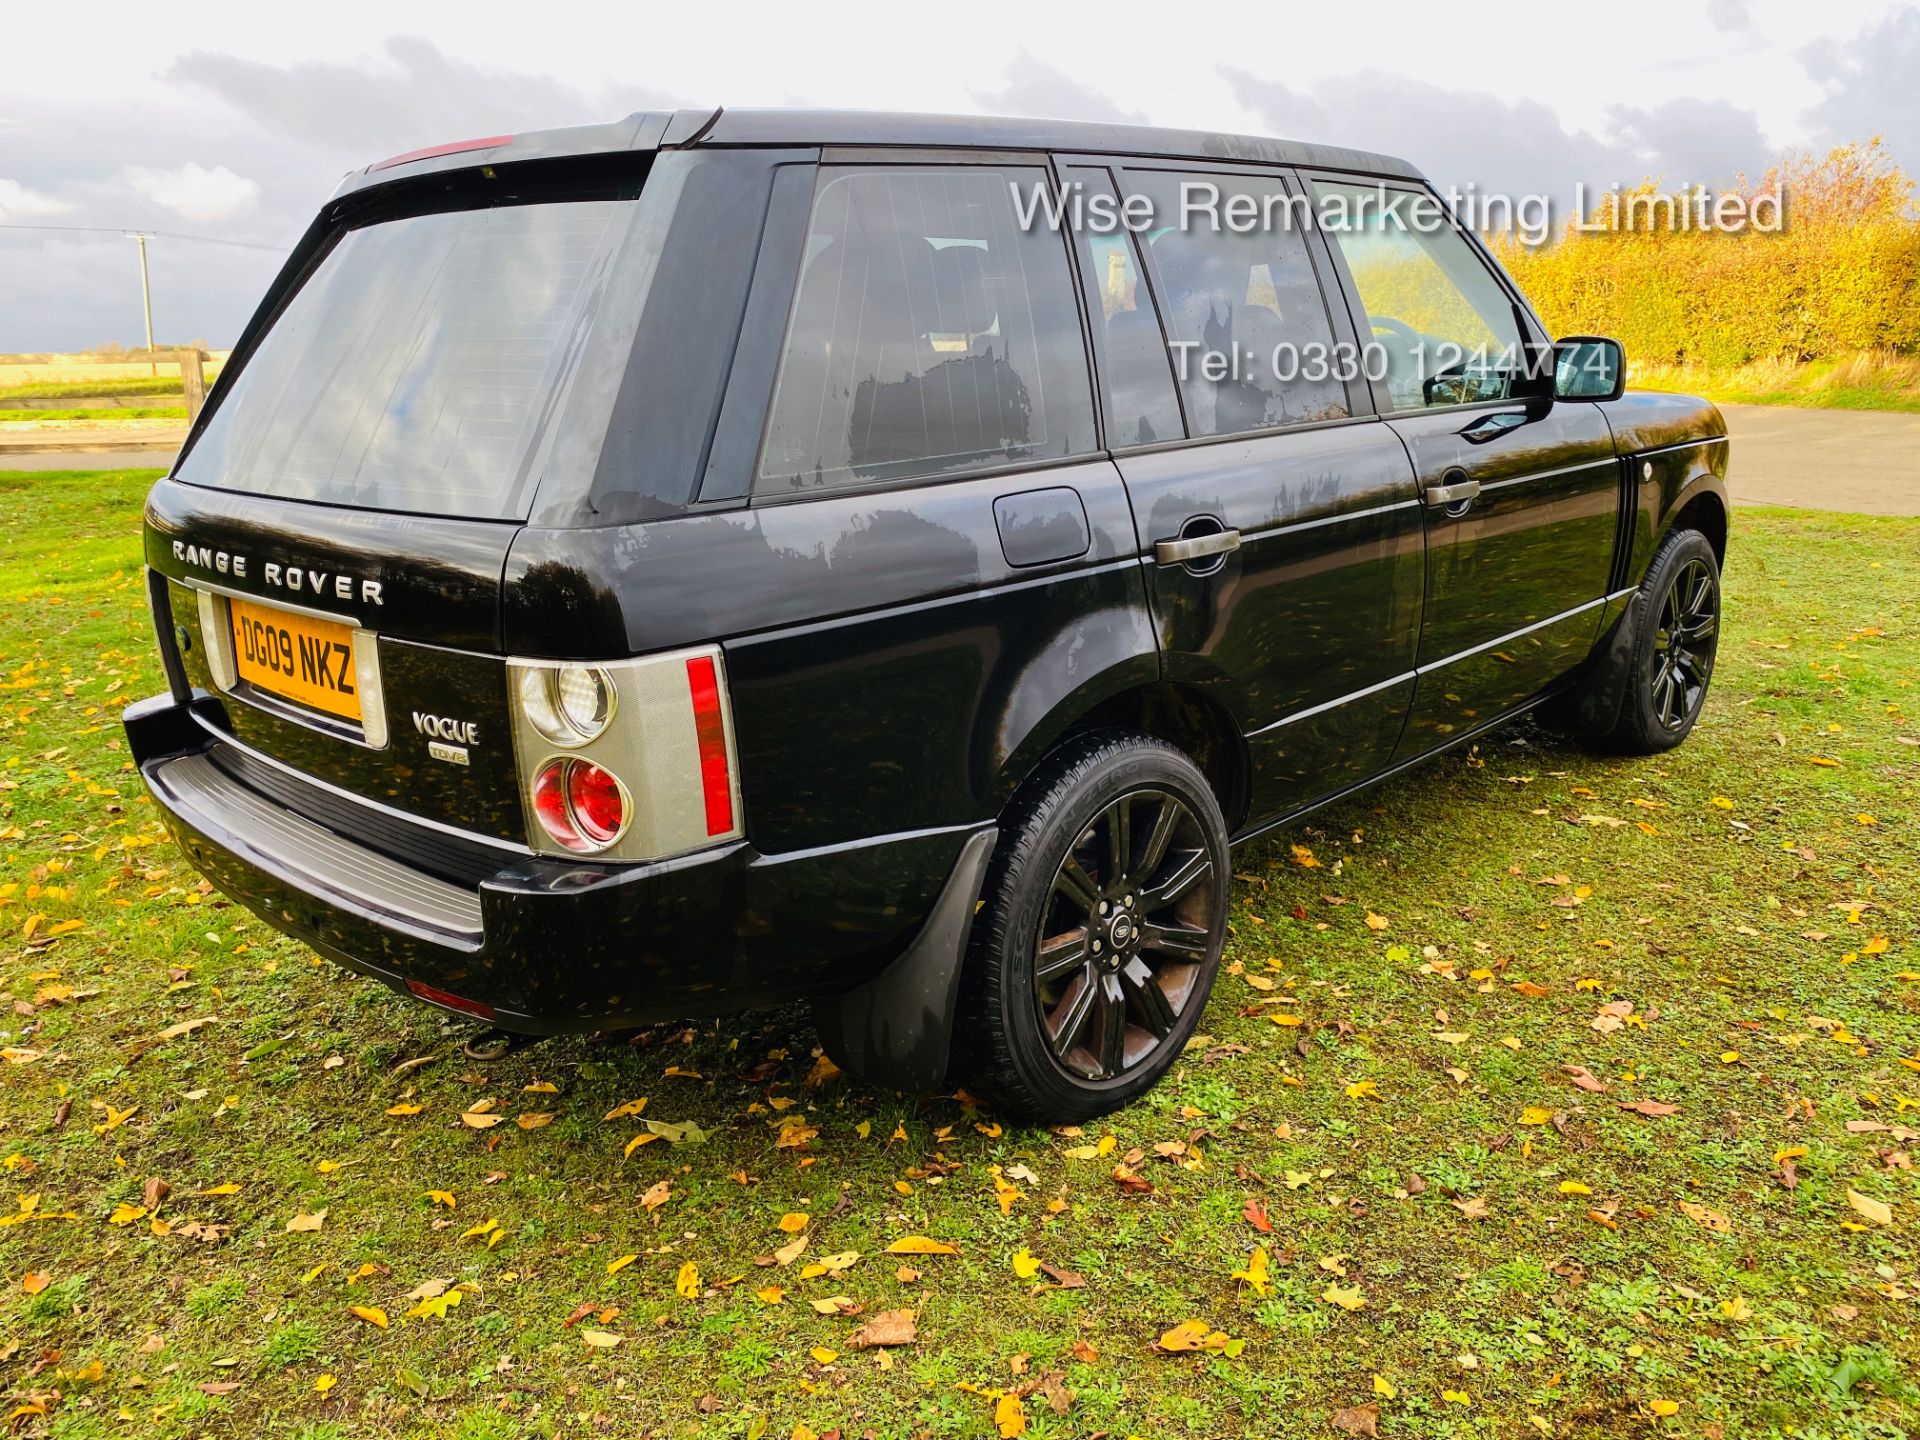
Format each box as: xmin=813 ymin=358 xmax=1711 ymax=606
xmin=755 ymin=165 xmax=1095 ymax=496
xmin=176 ymin=199 xmax=638 ymax=521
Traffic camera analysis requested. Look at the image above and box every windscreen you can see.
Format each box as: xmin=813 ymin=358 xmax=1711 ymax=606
xmin=176 ymin=199 xmax=637 ymax=521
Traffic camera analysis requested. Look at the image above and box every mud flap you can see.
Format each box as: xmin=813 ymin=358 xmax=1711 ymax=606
xmin=811 ymin=826 xmax=997 ymax=1094
xmin=1555 ymin=590 xmax=1643 ymax=737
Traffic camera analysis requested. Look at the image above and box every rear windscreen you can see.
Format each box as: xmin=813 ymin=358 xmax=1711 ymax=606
xmin=176 ymin=199 xmax=637 ymax=520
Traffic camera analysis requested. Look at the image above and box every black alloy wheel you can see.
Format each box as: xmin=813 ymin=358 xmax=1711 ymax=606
xmin=954 ymin=731 xmax=1231 ymax=1122
xmin=1650 ymin=556 xmax=1718 ymax=731
xmin=1034 ymin=789 xmax=1213 ymax=1081
xmin=1559 ymin=525 xmax=1723 ymax=755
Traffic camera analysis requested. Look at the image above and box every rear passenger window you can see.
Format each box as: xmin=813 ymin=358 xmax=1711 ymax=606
xmin=1064 ymin=167 xmax=1184 ymax=448
xmin=757 ymin=166 xmax=1095 ymax=495
xmin=1125 ymin=169 xmax=1350 ymax=438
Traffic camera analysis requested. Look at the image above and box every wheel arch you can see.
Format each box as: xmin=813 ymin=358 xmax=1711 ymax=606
xmin=1668 ymin=485 xmax=1729 ymax=567
xmin=994 ymin=677 xmax=1251 ymax=835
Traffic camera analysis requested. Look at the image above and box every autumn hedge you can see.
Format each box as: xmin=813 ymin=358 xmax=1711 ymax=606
xmin=1491 ymin=141 xmax=1920 ymax=368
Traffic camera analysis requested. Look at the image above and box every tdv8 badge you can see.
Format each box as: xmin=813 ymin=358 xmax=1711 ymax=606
xmin=413 ymin=711 xmax=479 ymax=766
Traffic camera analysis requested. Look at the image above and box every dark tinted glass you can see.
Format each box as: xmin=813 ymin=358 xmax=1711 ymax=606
xmin=177 ymin=200 xmax=635 ymax=520
xmin=1127 ymin=169 xmax=1349 ymax=437
xmin=1064 ymin=167 xmax=1184 ymax=447
xmin=1312 ymin=180 xmax=1525 ymax=411
xmin=757 ymin=167 xmax=1095 ymax=494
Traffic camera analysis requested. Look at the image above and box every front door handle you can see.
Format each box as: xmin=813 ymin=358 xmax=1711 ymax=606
xmin=1154 ymin=528 xmax=1242 ymax=566
xmin=1458 ymin=411 xmax=1526 ymax=443
xmin=1422 ymin=478 xmax=1481 ymax=508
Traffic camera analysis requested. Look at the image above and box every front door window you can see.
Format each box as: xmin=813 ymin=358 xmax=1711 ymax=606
xmin=1313 ymin=181 xmax=1526 ymax=411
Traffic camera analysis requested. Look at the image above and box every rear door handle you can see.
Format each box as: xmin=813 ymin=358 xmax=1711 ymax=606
xmin=1154 ymin=528 xmax=1241 ymax=566
xmin=1422 ymin=478 xmax=1481 ymax=508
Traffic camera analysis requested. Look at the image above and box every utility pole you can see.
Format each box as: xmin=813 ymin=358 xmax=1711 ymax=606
xmin=128 ymin=232 xmax=155 ymax=375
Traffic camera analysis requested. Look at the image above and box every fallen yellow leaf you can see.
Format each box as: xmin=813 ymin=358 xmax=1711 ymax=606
xmin=884 ymin=1235 xmax=958 ymax=1256
xmin=1231 ymin=1246 xmax=1272 ymax=1297
xmin=995 ymin=1391 xmax=1027 ymax=1437
xmin=1847 ymin=1188 xmax=1893 ymax=1227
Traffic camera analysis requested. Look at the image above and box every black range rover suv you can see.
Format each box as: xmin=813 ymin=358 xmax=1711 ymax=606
xmin=125 ymin=108 xmax=1729 ymax=1120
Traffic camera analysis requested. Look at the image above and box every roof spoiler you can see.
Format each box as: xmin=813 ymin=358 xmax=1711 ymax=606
xmin=328 ymin=107 xmax=723 ymax=201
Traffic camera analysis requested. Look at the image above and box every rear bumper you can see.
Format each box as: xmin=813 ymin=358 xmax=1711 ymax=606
xmin=124 ymin=691 xmax=977 ymax=1033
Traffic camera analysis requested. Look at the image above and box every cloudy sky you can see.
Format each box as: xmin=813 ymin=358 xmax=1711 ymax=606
xmin=3 ymin=0 xmax=1916 ymax=352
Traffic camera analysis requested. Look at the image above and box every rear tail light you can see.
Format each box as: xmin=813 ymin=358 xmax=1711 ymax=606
xmin=556 ymin=666 xmax=615 ymax=738
xmin=530 ymin=759 xmax=584 ymax=851
xmin=685 ymin=655 xmax=733 ymax=837
xmin=519 ymin=664 xmax=615 ymax=747
xmin=529 ymin=757 xmax=631 ymax=853
xmin=565 ymin=759 xmax=629 ymax=846
xmin=507 ymin=646 xmax=740 ymax=862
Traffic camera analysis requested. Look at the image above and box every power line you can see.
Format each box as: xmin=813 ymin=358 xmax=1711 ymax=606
xmin=0 ymin=222 xmax=291 ymax=253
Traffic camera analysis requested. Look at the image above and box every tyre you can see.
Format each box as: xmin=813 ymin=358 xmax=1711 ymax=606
xmin=954 ymin=731 xmax=1230 ymax=1123
xmin=1560 ymin=527 xmax=1722 ymax=755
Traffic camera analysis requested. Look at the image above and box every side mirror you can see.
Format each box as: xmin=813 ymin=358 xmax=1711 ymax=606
xmin=1552 ymin=336 xmax=1625 ymax=402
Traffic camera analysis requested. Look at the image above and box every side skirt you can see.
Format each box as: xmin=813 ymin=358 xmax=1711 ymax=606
xmin=1227 ymin=682 xmax=1579 ymax=851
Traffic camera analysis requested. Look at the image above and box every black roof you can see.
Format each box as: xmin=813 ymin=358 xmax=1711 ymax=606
xmin=335 ymin=106 xmax=1423 ymax=197
xmin=696 ymin=108 xmax=1422 ymax=180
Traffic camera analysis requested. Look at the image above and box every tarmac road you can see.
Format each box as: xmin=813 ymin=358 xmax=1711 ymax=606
xmin=1718 ymin=403 xmax=1920 ymax=516
xmin=1 ymin=405 xmax=1915 ymax=515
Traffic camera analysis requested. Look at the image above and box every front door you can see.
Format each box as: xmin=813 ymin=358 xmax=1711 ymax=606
xmin=1309 ymin=177 xmax=1620 ymax=758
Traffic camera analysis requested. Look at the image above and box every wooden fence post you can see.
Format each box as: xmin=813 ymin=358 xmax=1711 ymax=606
xmin=179 ymin=350 xmax=207 ymax=422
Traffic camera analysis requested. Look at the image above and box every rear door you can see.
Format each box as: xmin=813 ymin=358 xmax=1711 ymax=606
xmin=664 ymin=151 xmax=1148 ymax=873
xmin=1063 ymin=157 xmax=1425 ymax=827
xmin=1307 ymin=176 xmax=1621 ymax=758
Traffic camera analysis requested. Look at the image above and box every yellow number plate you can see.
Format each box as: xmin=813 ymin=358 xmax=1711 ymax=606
xmin=230 ymin=597 xmax=363 ymax=724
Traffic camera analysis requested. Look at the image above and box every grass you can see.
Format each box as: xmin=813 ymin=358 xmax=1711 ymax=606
xmin=0 ymin=408 xmax=189 ymax=424
xmin=2 ymin=468 xmax=1917 ymax=1439
xmin=0 ymin=378 xmax=197 ymax=402
xmin=1635 ymin=350 xmax=1920 ymax=413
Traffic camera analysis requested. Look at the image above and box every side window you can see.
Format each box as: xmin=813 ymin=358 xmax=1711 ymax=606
xmin=756 ymin=165 xmax=1095 ymax=495
xmin=1312 ymin=180 xmax=1526 ymax=412
xmin=1124 ymin=168 xmax=1350 ymax=439
xmin=1063 ymin=167 xmax=1184 ymax=448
